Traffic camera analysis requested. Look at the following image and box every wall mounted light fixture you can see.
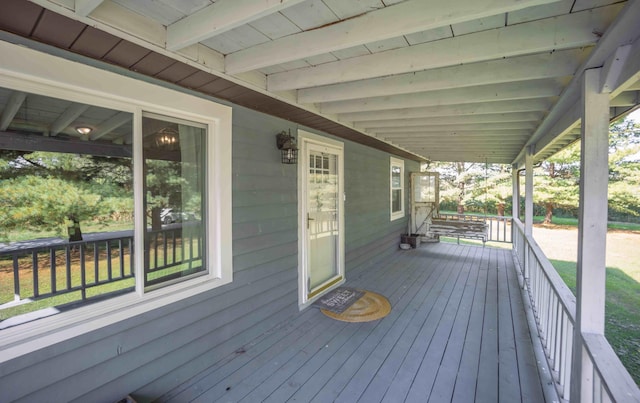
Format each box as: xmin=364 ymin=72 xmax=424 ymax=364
xmin=276 ymin=129 xmax=298 ymax=164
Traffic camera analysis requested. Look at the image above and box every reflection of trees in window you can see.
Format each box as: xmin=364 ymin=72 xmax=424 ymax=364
xmin=142 ymin=115 xmax=206 ymax=287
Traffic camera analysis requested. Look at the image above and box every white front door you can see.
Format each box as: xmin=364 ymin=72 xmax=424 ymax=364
xmin=298 ymin=131 xmax=344 ymax=307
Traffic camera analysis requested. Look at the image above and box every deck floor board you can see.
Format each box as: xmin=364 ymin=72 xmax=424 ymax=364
xmin=160 ymin=242 xmax=544 ymax=403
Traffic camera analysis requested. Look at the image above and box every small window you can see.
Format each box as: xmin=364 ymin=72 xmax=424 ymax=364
xmin=390 ymin=157 xmax=405 ymax=220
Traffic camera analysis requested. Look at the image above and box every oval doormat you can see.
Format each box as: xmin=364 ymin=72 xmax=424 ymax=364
xmin=321 ymin=291 xmax=391 ymax=322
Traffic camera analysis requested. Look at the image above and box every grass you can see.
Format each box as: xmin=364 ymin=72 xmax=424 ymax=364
xmin=552 ymin=260 xmax=640 ymax=385
xmin=532 ymin=215 xmax=640 ymax=231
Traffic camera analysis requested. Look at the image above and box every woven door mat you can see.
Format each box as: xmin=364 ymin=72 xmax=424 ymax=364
xmin=321 ymin=291 xmax=391 ymax=322
xmin=312 ymin=287 xmax=365 ymax=314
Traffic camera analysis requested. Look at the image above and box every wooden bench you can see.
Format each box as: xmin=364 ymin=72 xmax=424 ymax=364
xmin=429 ymin=217 xmax=488 ymax=244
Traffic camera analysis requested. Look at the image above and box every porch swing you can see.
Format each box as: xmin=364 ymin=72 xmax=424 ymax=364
xmin=410 ymin=166 xmax=489 ymax=245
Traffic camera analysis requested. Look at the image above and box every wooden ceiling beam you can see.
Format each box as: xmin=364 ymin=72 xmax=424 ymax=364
xmin=367 ymin=122 xmax=536 ymax=134
xmin=339 ymin=99 xmax=553 ymax=122
xmin=74 ymin=0 xmax=104 ymax=17
xmin=354 ymin=112 xmax=544 ymax=129
xmin=0 ymin=91 xmax=27 ymax=131
xmin=226 ymin=0 xmax=560 ymax=75
xmin=50 ymin=103 xmax=90 ymax=137
xmin=322 ymin=78 xmax=565 ymax=114
xmin=167 ymin=0 xmax=307 ymax=51
xmin=299 ymin=48 xmax=588 ymax=104
xmin=268 ymin=4 xmax=621 ymax=91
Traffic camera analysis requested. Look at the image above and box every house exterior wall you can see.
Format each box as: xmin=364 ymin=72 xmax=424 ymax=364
xmin=0 ymin=80 xmax=418 ymax=402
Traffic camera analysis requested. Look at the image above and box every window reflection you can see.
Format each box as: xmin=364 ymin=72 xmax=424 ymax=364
xmin=142 ymin=115 xmax=206 ymax=288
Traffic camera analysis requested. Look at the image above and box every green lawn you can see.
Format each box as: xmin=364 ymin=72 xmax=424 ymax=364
xmin=552 ymin=260 xmax=640 ymax=385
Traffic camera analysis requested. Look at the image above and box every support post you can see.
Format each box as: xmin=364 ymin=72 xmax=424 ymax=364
xmin=512 ymin=163 xmax=520 ymax=221
xmin=524 ymin=146 xmax=534 ymax=237
xmin=570 ymin=67 xmax=610 ymax=403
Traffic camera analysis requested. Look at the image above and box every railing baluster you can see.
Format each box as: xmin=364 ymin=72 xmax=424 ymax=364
xmin=163 ymin=232 xmax=168 ymax=267
xmin=119 ymin=239 xmax=125 ymax=278
xmin=106 ymin=241 xmax=113 ymax=281
xmin=65 ymin=245 xmax=72 ymax=290
xmin=13 ymin=254 xmax=20 ymax=302
xmin=50 ymin=248 xmax=57 ymax=294
xmin=80 ymin=243 xmax=86 ymax=300
xmin=94 ymin=242 xmax=99 ymax=283
xmin=172 ymin=230 xmax=177 ymax=264
xmin=32 ymin=250 xmax=39 ymax=297
xmin=129 ymin=238 xmax=134 ymax=276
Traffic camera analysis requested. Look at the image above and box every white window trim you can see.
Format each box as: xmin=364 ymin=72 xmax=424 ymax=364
xmin=0 ymin=41 xmax=232 ymax=353
xmin=390 ymin=157 xmax=405 ymax=221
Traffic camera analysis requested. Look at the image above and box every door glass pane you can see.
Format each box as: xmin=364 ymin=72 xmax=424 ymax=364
xmin=308 ymin=151 xmax=339 ymax=290
xmin=143 ymin=115 xmax=206 ymax=287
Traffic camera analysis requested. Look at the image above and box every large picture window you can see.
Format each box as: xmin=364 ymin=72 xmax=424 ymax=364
xmin=390 ymin=157 xmax=405 ymax=220
xmin=0 ymin=41 xmax=232 ymax=332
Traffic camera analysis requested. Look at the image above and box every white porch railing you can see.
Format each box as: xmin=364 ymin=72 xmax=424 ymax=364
xmin=512 ymin=219 xmax=640 ymax=403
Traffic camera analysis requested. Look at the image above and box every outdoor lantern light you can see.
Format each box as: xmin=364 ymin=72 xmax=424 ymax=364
xmin=276 ymin=129 xmax=298 ymax=164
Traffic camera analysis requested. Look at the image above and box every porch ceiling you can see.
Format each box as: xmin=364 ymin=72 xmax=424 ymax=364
xmin=1 ymin=0 xmax=640 ymax=164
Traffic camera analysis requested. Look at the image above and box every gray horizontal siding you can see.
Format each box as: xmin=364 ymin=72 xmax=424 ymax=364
xmin=0 ymin=103 xmax=420 ymax=403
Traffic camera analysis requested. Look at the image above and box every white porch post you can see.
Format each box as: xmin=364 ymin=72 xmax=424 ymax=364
xmin=512 ymin=163 xmax=520 ymax=221
xmin=570 ymin=67 xmax=609 ymax=403
xmin=524 ymin=146 xmax=534 ymax=236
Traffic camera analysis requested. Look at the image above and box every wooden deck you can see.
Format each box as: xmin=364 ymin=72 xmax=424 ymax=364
xmin=158 ymin=242 xmax=544 ymax=403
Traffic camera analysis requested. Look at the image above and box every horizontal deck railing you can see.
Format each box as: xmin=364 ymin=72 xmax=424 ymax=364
xmin=436 ymin=213 xmax=512 ymax=243
xmin=512 ymin=219 xmax=640 ymax=403
xmin=1 ymin=225 xmax=203 ymax=312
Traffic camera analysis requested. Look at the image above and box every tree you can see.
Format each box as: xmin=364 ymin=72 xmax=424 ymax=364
xmin=0 ymin=151 xmax=133 ymax=241
xmin=535 ymin=143 xmax=580 ymax=224
xmin=0 ymin=176 xmax=100 ymax=241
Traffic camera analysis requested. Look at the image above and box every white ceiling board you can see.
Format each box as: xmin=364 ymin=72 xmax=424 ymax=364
xmin=404 ymin=26 xmax=452 ymax=45
xmin=226 ymin=0 xmax=561 ymax=74
xmin=279 ymin=0 xmax=339 ymax=30
xmin=354 ymin=112 xmax=544 ymax=129
xmin=367 ymin=122 xmax=537 ymax=133
xmin=330 ymin=45 xmax=371 ymax=60
xmin=321 ymin=79 xmax=567 ymax=114
xmin=321 ymin=0 xmax=386 ymax=19
xmin=112 ymin=0 xmax=185 ymax=25
xmin=298 ymin=48 xmax=588 ymax=103
xmin=75 ymin=0 xmax=106 ymax=16
xmin=201 ymin=24 xmax=270 ymax=55
xmin=380 ymin=130 xmax=531 ymax=138
xmin=338 ymin=98 xmax=556 ymax=122
xmin=450 ymin=14 xmax=505 ymax=36
xmin=304 ymin=53 xmax=339 ymax=66
xmin=249 ymin=12 xmax=302 ymax=40
xmin=364 ymin=36 xmax=409 ymax=53
xmin=506 ymin=0 xmax=573 ymax=24
xmin=268 ymin=5 xmax=620 ymax=91
xmin=572 ymin=0 xmax=624 ymax=12
xmin=168 ymin=0 xmax=309 ymax=51
xmin=158 ymin=0 xmax=212 ymax=16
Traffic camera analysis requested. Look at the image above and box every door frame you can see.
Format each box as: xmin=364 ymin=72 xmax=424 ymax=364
xmin=297 ymin=130 xmax=345 ymax=309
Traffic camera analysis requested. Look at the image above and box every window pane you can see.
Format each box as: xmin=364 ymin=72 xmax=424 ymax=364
xmin=391 ymin=165 xmax=402 ymax=188
xmin=143 ymin=115 xmax=206 ymax=288
xmin=392 ymin=189 xmax=402 ymax=212
xmin=0 ymin=86 xmax=134 ymax=322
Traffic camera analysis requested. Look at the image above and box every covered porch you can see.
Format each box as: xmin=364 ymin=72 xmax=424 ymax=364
xmin=156 ymin=241 xmax=545 ymax=403
xmin=0 ymin=1 xmax=639 ymax=402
